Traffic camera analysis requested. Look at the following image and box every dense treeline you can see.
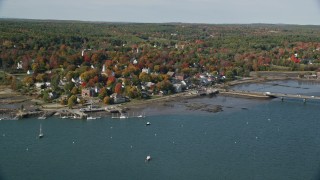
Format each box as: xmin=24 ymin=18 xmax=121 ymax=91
xmin=1 ymin=19 xmax=320 ymax=103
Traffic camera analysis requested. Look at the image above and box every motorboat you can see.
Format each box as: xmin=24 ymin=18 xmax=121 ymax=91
xmin=38 ymin=115 xmax=46 ymax=120
xmin=39 ymin=124 xmax=44 ymax=138
xmin=119 ymin=114 xmax=128 ymax=119
xmin=145 ymin=155 xmax=151 ymax=162
xmin=87 ymin=116 xmax=97 ymax=120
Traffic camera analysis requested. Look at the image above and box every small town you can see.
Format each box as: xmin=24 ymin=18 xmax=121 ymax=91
xmin=0 ymin=3 xmax=320 ymax=178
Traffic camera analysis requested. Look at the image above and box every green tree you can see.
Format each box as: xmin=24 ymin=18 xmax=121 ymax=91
xmin=139 ymin=72 xmax=151 ymax=82
xmin=67 ymin=95 xmax=77 ymax=109
xmin=98 ymin=87 xmax=107 ymax=100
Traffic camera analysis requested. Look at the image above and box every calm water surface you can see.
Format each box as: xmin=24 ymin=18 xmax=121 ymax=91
xmin=1 ymin=80 xmax=320 ymax=180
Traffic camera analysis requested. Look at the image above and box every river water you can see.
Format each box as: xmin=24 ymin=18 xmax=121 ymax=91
xmin=1 ymin=80 xmax=320 ymax=180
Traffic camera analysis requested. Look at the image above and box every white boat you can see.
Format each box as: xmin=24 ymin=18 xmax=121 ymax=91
xmin=111 ymin=113 xmax=128 ymax=119
xmin=145 ymin=155 xmax=151 ymax=162
xmin=38 ymin=115 xmax=46 ymax=120
xmin=137 ymin=113 xmax=146 ymax=118
xmin=146 ymin=122 xmax=151 ymax=126
xmin=87 ymin=116 xmax=96 ymax=120
xmin=119 ymin=114 xmax=128 ymax=119
xmin=39 ymin=124 xmax=44 ymax=138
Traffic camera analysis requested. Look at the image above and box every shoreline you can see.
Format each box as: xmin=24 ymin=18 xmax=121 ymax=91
xmin=0 ymin=76 xmax=318 ymax=120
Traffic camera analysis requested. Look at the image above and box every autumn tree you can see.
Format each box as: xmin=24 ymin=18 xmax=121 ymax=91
xmin=125 ymin=85 xmax=141 ymax=99
xmin=98 ymin=87 xmax=107 ymax=100
xmin=103 ymin=96 xmax=113 ymax=105
xmin=114 ymin=82 xmax=123 ymax=94
xmin=139 ymin=72 xmax=151 ymax=82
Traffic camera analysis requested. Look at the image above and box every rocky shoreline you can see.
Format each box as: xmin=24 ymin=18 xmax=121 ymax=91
xmin=1 ymin=76 xmax=312 ymax=120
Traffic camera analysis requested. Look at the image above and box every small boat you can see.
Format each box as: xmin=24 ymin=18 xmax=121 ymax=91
xmin=112 ymin=113 xmax=128 ymax=119
xmin=145 ymin=155 xmax=151 ymax=162
xmin=39 ymin=124 xmax=44 ymax=138
xmin=119 ymin=113 xmax=128 ymax=119
xmin=146 ymin=122 xmax=151 ymax=126
xmin=87 ymin=116 xmax=96 ymax=120
xmin=137 ymin=113 xmax=146 ymax=118
xmin=38 ymin=115 xmax=46 ymax=120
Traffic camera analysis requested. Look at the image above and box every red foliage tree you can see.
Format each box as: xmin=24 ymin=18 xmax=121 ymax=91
xmin=114 ymin=83 xmax=122 ymax=94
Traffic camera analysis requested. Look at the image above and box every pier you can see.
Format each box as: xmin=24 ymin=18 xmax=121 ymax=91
xmin=59 ymin=109 xmax=88 ymax=119
xmin=219 ymin=90 xmax=272 ymax=99
xmin=265 ymin=93 xmax=320 ymax=102
xmin=218 ymin=89 xmax=320 ymax=102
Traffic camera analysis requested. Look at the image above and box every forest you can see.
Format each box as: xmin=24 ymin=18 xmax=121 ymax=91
xmin=1 ymin=19 xmax=320 ymax=105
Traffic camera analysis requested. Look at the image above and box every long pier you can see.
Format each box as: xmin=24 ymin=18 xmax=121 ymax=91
xmin=218 ymin=89 xmax=320 ymax=102
xmin=266 ymin=93 xmax=320 ymax=101
xmin=219 ymin=90 xmax=272 ymax=99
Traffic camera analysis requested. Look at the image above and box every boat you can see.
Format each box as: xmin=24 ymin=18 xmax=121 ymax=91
xmin=137 ymin=113 xmax=146 ymax=118
xmin=39 ymin=124 xmax=44 ymax=138
xmin=119 ymin=114 xmax=128 ymax=119
xmin=38 ymin=114 xmax=46 ymax=119
xmin=111 ymin=113 xmax=128 ymax=119
xmin=87 ymin=116 xmax=97 ymax=120
xmin=146 ymin=122 xmax=151 ymax=126
xmin=145 ymin=155 xmax=151 ymax=162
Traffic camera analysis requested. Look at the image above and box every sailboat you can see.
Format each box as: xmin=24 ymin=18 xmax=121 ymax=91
xmin=39 ymin=124 xmax=44 ymax=138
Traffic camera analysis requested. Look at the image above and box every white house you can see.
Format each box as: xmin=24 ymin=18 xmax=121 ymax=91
xmin=133 ymin=59 xmax=138 ymax=65
xmin=102 ymin=64 xmax=106 ymax=73
xmin=173 ymin=84 xmax=182 ymax=93
xmin=110 ymin=93 xmax=126 ymax=104
xmin=17 ymin=61 xmax=23 ymax=69
xmin=142 ymin=68 xmax=150 ymax=74
xmin=27 ymin=70 xmax=33 ymax=75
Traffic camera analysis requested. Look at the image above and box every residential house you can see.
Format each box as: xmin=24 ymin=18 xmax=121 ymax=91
xmin=173 ymin=83 xmax=183 ymax=93
xmin=17 ymin=61 xmax=23 ymax=69
xmin=81 ymin=88 xmax=97 ymax=98
xmin=141 ymin=90 xmax=151 ymax=99
xmin=175 ymin=74 xmax=185 ymax=81
xmin=142 ymin=68 xmax=150 ymax=74
xmin=167 ymin=71 xmax=175 ymax=78
xmin=110 ymin=93 xmax=126 ymax=104
xmin=102 ymin=64 xmax=106 ymax=73
xmin=27 ymin=70 xmax=33 ymax=75
xmin=48 ymin=92 xmax=58 ymax=99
